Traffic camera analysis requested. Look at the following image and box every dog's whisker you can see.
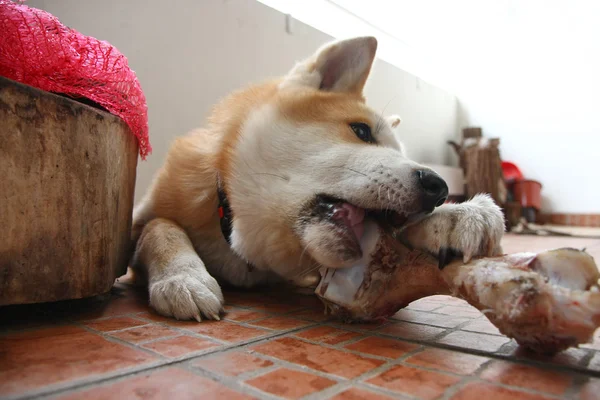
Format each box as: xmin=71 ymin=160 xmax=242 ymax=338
xmin=250 ymin=172 xmax=289 ymax=181
xmin=240 ymin=156 xmax=288 ymax=182
xmin=345 ymin=167 xmax=368 ymax=177
xmin=294 ymin=253 xmax=321 ymax=280
xmin=297 ymin=263 xmax=321 ymax=279
xmin=325 ymin=165 xmax=369 ymax=177
xmin=375 ymin=97 xmax=394 ymax=135
xmin=297 ymin=240 xmax=311 ymax=267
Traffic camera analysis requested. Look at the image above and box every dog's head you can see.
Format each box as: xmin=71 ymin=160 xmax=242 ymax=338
xmin=220 ymin=37 xmax=448 ymax=280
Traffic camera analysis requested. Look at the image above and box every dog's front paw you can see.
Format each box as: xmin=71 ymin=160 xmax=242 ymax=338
xmin=439 ymin=194 xmax=505 ymax=266
xmin=149 ymin=261 xmax=224 ymax=321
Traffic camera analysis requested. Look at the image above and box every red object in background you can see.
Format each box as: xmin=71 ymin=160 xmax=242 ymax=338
xmin=513 ymin=180 xmax=543 ymax=210
xmin=501 ymin=161 xmax=524 ymax=183
xmin=0 ymin=1 xmax=151 ymax=159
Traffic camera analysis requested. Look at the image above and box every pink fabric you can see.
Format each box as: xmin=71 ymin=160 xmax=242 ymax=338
xmin=0 ymin=1 xmax=151 ymax=159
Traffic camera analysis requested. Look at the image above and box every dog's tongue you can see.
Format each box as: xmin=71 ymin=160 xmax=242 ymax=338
xmin=332 ymin=203 xmax=365 ymax=241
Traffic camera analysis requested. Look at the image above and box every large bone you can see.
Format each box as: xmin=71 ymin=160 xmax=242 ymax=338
xmin=315 ymin=221 xmax=600 ymax=354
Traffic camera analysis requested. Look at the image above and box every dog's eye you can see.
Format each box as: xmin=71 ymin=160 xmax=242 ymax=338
xmin=350 ymin=123 xmax=375 ymax=144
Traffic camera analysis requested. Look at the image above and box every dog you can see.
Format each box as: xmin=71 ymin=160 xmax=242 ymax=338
xmin=131 ymin=36 xmax=504 ymax=321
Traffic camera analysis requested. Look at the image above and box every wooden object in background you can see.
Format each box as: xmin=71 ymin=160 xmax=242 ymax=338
xmin=449 ymin=133 xmax=506 ymax=206
xmin=462 ymin=127 xmax=482 ymax=139
xmin=0 ymin=77 xmax=138 ymax=305
xmin=463 ymin=138 xmax=505 ymax=204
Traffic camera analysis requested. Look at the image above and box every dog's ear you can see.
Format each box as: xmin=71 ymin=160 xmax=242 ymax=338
xmin=387 ymin=115 xmax=402 ymax=129
xmin=282 ymin=36 xmax=377 ymax=94
xmin=386 ymin=114 xmax=406 ymax=155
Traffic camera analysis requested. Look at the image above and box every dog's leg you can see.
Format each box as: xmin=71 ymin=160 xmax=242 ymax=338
xmin=132 ymin=218 xmax=224 ymax=321
xmin=398 ymin=194 xmax=505 ymax=266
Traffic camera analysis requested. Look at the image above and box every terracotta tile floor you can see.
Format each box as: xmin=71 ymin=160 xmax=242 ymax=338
xmin=1 ymin=233 xmax=600 ymax=399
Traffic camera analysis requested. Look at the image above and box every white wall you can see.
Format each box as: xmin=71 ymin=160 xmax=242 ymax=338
xmin=273 ymin=0 xmax=599 ymax=214
xmin=28 ymin=0 xmax=459 ymax=203
xmin=453 ymin=1 xmax=600 ymax=214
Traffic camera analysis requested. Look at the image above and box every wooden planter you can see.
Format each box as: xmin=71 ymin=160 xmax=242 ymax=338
xmin=449 ymin=135 xmax=506 ymax=206
xmin=0 ymin=77 xmax=138 ymax=305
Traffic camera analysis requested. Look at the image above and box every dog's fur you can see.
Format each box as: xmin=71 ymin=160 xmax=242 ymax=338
xmin=131 ymin=37 xmax=504 ymax=321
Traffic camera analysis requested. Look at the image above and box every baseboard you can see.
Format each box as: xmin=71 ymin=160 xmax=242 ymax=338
xmin=538 ymin=213 xmax=600 ymax=227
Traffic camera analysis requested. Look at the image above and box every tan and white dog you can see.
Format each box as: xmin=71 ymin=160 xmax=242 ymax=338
xmin=131 ymin=36 xmax=504 ymax=321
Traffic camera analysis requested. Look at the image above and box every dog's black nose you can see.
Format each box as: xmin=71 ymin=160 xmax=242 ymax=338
xmin=417 ymin=169 xmax=449 ymax=210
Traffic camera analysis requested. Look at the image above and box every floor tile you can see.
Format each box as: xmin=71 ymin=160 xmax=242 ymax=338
xmin=480 ymin=360 xmax=572 ymax=395
xmin=191 ymin=351 xmax=274 ymax=377
xmin=223 ymin=307 xmax=268 ymax=322
xmin=393 ymin=309 xmax=470 ymax=328
xmin=580 ymin=378 xmax=600 ymax=400
xmin=404 ymin=348 xmax=489 ymax=375
xmin=249 ymin=316 xmax=310 ymax=330
xmin=333 ymin=320 xmax=389 ymax=331
xmin=581 ymin=329 xmax=600 ymax=350
xmin=366 ymin=364 xmax=461 ymax=400
xmin=3 ymin=233 xmax=596 ymax=400
xmin=246 ymin=367 xmax=336 ymax=399
xmin=252 ymin=337 xmax=384 ymax=379
xmin=450 ymin=382 xmax=554 ymax=400
xmin=56 ymin=367 xmax=252 ymax=400
xmin=134 ymin=312 xmax=210 ymax=329
xmin=501 ymin=234 xmax=600 ymax=257
xmin=510 ymin=345 xmax=590 ymax=367
xmin=461 ymin=317 xmax=502 ymax=335
xmin=295 ymin=326 xmax=362 ymax=345
xmin=588 ymin=351 xmax=600 ymax=370
xmin=0 ymin=326 xmax=155 ymax=396
xmin=437 ymin=331 xmax=511 ymax=352
xmin=134 ymin=311 xmax=188 ymax=324
xmin=72 ymin=285 xmax=150 ymax=320
xmin=141 ymin=335 xmax=218 ymax=358
xmin=287 ymin=308 xmax=333 ymax=322
xmin=329 ymin=388 xmax=397 ymax=400
xmin=84 ymin=316 xmax=147 ymax=332
xmin=185 ymin=320 xmax=268 ymax=343
xmin=405 ymin=299 xmax=443 ymax=312
xmin=344 ymin=337 xmax=419 ymax=359
xmin=378 ymin=321 xmax=446 ymax=341
xmin=247 ymin=302 xmax=304 ymax=314
xmin=280 ymin=292 xmax=327 ymax=309
xmin=434 ymin=305 xmax=482 ymax=318
xmin=109 ymin=324 xmax=179 ymax=344
xmin=424 ymin=295 xmax=469 ymax=305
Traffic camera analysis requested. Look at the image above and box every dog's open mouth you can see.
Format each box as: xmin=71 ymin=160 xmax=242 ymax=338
xmin=310 ymin=194 xmax=410 ymax=242
xmin=297 ymin=193 xmax=428 ymax=269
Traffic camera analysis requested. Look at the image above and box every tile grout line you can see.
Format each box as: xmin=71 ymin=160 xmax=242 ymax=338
xmin=564 ymin=372 xmax=598 ymax=399
xmin=319 ymin=320 xmax=600 ymax=377
xmin=186 ymin=360 xmax=350 ymax=400
xmin=185 ymin=334 xmax=584 ymax=400
xmin=6 ymin=295 xmax=600 ymax=399
xmin=236 ymin=301 xmax=600 ymax=377
xmin=165 ymin=360 xmax=286 ymax=400
xmin=75 ymin=322 xmax=172 ymax=359
xmin=439 ymin=354 xmax=578 ymax=400
xmin=8 ymin=361 xmax=169 ymax=400
xmin=312 ymin=345 xmax=429 ymax=400
xmin=141 ymin=303 xmax=600 ymax=377
xmin=11 ymin=322 xmax=321 ymax=400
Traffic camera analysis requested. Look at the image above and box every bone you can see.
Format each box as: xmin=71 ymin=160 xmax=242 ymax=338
xmin=315 ymin=223 xmax=600 ymax=354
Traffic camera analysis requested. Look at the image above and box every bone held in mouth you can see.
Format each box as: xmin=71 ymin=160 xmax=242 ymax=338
xmin=315 ymin=221 xmax=600 ymax=354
